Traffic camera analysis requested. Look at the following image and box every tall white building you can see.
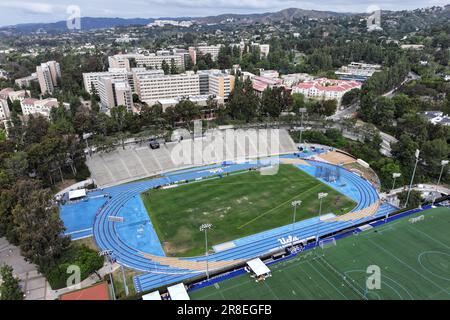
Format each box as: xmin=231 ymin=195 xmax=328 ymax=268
xmin=0 ymin=99 xmax=10 ymax=120
xmin=133 ymin=70 xmax=200 ymax=105
xmin=36 ymin=61 xmax=61 ymax=94
xmin=109 ymin=52 xmax=185 ymax=72
xmin=98 ymin=77 xmax=133 ymax=112
xmin=83 ymin=68 xmax=130 ymax=95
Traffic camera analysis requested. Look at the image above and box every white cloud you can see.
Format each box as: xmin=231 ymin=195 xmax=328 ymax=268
xmin=0 ymin=1 xmax=60 ymax=14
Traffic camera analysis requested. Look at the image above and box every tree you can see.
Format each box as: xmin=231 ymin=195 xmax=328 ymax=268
xmin=110 ymin=105 xmax=128 ymax=149
xmin=0 ymin=264 xmax=23 ymax=300
xmin=170 ymin=58 xmax=178 ymax=74
xmin=261 ymin=87 xmax=292 ymax=118
xmin=341 ymin=88 xmax=360 ymax=106
xmin=292 ymin=93 xmax=305 ymax=113
xmin=226 ymin=78 xmax=260 ymax=122
xmin=161 ymin=60 xmax=170 ymax=75
xmin=174 ymin=99 xmax=201 ymax=133
xmin=398 ymin=190 xmax=422 ymax=208
xmin=12 ymin=188 xmax=70 ymax=270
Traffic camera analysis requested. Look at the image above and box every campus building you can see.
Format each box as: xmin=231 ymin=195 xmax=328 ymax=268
xmin=292 ymin=78 xmax=362 ymax=106
xmin=15 ymin=73 xmax=38 ymax=88
xmin=36 ymin=61 xmax=61 ymax=94
xmin=97 ymin=77 xmax=133 ymax=112
xmin=20 ymin=97 xmax=59 ymax=118
xmin=0 ymin=88 xmax=31 ymax=102
xmin=208 ymin=72 xmax=235 ymax=100
xmin=188 ymin=44 xmax=223 ymax=64
xmin=108 ymin=52 xmax=185 ymax=72
xmin=0 ymin=99 xmax=10 ymax=120
xmin=133 ymin=70 xmax=200 ymax=105
xmin=335 ymin=62 xmax=381 ymax=82
xmin=83 ymin=68 xmax=130 ymax=95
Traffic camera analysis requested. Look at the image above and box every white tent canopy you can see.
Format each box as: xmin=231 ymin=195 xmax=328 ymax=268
xmin=246 ymin=258 xmax=271 ymax=276
xmin=68 ymin=189 xmax=87 ymax=200
xmin=142 ymin=291 xmax=162 ymax=300
xmin=167 ymin=283 xmax=190 ymax=300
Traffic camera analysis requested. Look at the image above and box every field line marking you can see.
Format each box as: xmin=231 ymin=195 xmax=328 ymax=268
xmin=299 ymin=261 xmax=333 ymax=299
xmin=237 ymin=183 xmax=323 ymax=229
xmin=263 ymin=281 xmax=280 ymax=300
xmin=307 ymin=260 xmax=350 ymax=300
xmin=408 ymin=225 xmax=450 ymax=250
xmin=367 ymin=238 xmax=449 ymax=294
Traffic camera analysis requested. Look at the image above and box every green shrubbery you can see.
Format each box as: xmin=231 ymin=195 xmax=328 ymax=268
xmin=43 ymin=244 xmax=104 ymax=290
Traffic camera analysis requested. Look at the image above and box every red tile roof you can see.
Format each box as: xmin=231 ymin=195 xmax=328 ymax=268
xmin=295 ymin=78 xmax=361 ymax=92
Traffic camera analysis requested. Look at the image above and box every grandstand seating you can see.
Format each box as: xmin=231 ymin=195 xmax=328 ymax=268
xmin=317 ymin=150 xmax=357 ymax=165
xmin=87 ymin=129 xmax=298 ymax=187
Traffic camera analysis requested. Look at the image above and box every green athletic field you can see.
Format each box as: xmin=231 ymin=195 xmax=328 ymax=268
xmin=190 ymin=207 xmax=450 ymax=300
xmin=141 ymin=164 xmax=356 ymax=257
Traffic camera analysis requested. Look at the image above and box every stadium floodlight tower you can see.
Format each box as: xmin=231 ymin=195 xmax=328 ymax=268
xmin=316 ymin=193 xmax=328 ymax=244
xmin=432 ymin=160 xmax=449 ymax=207
xmin=391 ymin=172 xmax=401 ymax=193
xmin=405 ymin=149 xmax=420 ymax=208
xmin=298 ymin=108 xmax=307 ymax=144
xmin=200 ymin=223 xmax=213 ymax=280
xmin=291 ymin=200 xmax=302 ymax=250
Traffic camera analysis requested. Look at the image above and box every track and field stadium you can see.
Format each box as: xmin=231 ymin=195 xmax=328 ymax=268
xmin=59 ymin=128 xmax=449 ymax=298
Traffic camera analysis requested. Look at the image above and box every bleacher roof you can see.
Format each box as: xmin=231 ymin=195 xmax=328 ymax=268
xmin=142 ymin=291 xmax=162 ymax=300
xmin=246 ymin=258 xmax=271 ymax=276
xmin=167 ymin=283 xmax=190 ymax=300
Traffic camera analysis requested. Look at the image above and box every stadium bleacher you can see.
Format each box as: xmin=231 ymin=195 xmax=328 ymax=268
xmin=86 ymin=129 xmax=297 ymax=187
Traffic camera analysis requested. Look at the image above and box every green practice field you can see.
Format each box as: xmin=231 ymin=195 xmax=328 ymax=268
xmin=190 ymin=207 xmax=450 ymax=300
xmin=141 ymin=164 xmax=356 ymax=257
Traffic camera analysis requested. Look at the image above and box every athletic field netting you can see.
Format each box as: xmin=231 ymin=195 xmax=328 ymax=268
xmin=190 ymin=207 xmax=450 ymax=300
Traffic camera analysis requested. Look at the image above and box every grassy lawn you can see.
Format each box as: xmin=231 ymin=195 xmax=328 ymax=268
xmin=141 ymin=164 xmax=356 ymax=257
xmin=191 ymin=207 xmax=450 ymax=300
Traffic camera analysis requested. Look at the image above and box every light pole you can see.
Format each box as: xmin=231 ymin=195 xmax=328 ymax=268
xmin=316 ymin=193 xmax=328 ymax=245
xmin=200 ymin=223 xmax=213 ymax=280
xmin=298 ymin=108 xmax=307 ymax=145
xmin=391 ymin=172 xmax=401 ymax=193
xmin=83 ymin=132 xmax=93 ymax=156
xmin=291 ymin=200 xmax=302 ymax=250
xmin=405 ymin=149 xmax=420 ymax=208
xmin=432 ymin=160 xmax=449 ymax=206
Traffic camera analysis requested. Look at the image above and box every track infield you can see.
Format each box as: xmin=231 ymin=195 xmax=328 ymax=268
xmin=190 ymin=207 xmax=450 ymax=300
xmin=141 ymin=164 xmax=356 ymax=257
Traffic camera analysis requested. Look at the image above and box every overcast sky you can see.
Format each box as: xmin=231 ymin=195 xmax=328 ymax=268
xmin=0 ymin=0 xmax=448 ymax=27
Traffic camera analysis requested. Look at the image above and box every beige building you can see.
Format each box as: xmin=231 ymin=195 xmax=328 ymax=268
xmin=36 ymin=61 xmax=61 ymax=94
xmin=15 ymin=73 xmax=38 ymax=88
xmin=0 ymin=88 xmax=31 ymax=102
xmin=133 ymin=70 xmax=200 ymax=105
xmin=208 ymin=72 xmax=235 ymax=100
xmin=98 ymin=77 xmax=133 ymax=112
xmin=20 ymin=97 xmax=59 ymax=118
xmin=188 ymin=44 xmax=223 ymax=64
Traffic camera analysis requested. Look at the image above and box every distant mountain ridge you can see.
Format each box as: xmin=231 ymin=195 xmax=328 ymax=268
xmin=1 ymin=6 xmax=448 ymax=34
xmin=0 ymin=8 xmax=356 ymax=34
xmin=194 ymin=8 xmax=353 ymax=24
xmin=0 ymin=17 xmax=154 ymax=33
